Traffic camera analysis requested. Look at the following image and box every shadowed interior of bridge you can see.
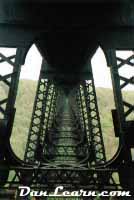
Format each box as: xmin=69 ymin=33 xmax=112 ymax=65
xmin=45 ymin=96 xmax=89 ymax=166
xmin=0 ymin=1 xmax=133 ymax=199
xmin=22 ymin=76 xmax=109 ymax=190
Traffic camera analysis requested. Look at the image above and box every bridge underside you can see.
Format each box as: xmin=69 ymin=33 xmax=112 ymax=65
xmin=0 ymin=1 xmax=133 ymax=199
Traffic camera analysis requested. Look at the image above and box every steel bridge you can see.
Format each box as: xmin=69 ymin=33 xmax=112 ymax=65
xmin=0 ymin=0 xmax=133 ymax=199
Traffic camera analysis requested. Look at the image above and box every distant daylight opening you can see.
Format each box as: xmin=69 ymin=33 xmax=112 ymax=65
xmin=91 ymin=47 xmax=118 ymax=161
xmin=11 ymin=44 xmax=42 ymax=159
xmin=131 ymin=148 xmax=134 ymax=161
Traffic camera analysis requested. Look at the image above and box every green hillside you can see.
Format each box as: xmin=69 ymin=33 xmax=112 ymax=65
xmin=8 ymin=79 xmax=133 ymax=162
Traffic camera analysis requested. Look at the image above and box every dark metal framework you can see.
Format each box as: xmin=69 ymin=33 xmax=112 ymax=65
xmin=0 ymin=45 xmax=133 ymax=200
xmin=0 ymin=48 xmax=25 ymax=119
xmin=0 ymin=2 xmax=133 ymax=196
xmin=77 ymin=79 xmax=106 ymax=165
xmin=106 ymin=49 xmax=134 ymax=192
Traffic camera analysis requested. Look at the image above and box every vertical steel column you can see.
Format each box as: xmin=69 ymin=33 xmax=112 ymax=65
xmin=24 ymin=60 xmax=52 ymax=163
xmin=5 ymin=49 xmax=26 ymax=118
xmin=0 ymin=47 xmax=26 ymax=185
xmin=76 ymin=77 xmax=106 ymax=165
xmin=24 ymin=59 xmax=59 ymax=163
xmin=107 ymin=49 xmax=134 ymax=191
xmin=107 ymin=49 xmax=134 ymax=152
xmin=83 ymin=78 xmax=106 ymax=165
xmin=24 ymin=78 xmax=50 ymax=162
xmin=0 ymin=48 xmax=26 ymax=119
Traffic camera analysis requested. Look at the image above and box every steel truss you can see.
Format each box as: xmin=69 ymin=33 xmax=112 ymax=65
xmin=0 ymin=47 xmax=27 ymax=185
xmin=21 ymin=58 xmax=116 ymax=191
xmin=73 ymin=75 xmax=115 ymax=188
xmin=106 ymin=49 xmax=134 ymax=192
xmin=0 ymin=47 xmax=133 ymax=199
xmin=0 ymin=48 xmax=26 ymax=118
xmin=24 ymin=71 xmax=58 ymax=163
xmin=76 ymin=79 xmax=106 ymax=165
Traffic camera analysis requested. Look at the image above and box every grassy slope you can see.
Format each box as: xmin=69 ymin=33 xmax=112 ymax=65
xmin=7 ymin=80 xmax=133 ymax=161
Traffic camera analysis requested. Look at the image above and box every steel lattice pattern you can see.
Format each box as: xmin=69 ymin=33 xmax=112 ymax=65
xmin=0 ymin=48 xmax=133 ymax=200
xmin=22 ymin=60 xmax=113 ymax=192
